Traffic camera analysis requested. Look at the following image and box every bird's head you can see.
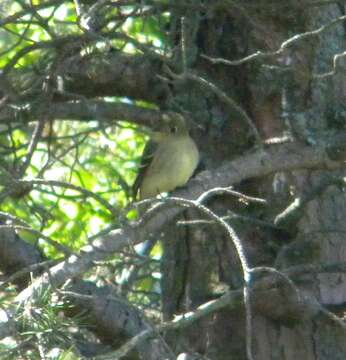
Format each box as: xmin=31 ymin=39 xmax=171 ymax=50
xmin=149 ymin=112 xmax=189 ymax=142
xmin=161 ymin=112 xmax=188 ymax=136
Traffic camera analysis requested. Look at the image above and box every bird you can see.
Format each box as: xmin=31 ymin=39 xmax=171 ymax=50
xmin=133 ymin=112 xmax=199 ymax=199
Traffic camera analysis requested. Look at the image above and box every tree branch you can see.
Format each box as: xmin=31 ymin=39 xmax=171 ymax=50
xmin=14 ymin=132 xmax=346 ymax=304
xmin=0 ymin=100 xmax=164 ymax=128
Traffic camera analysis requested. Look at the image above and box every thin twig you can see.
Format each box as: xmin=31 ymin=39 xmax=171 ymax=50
xmin=17 ymin=178 xmax=119 ymax=216
xmin=163 ymin=65 xmax=262 ymax=146
xmin=201 ymin=14 xmax=346 ymax=67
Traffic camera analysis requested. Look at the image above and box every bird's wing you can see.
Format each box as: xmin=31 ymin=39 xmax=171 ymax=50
xmin=132 ymin=139 xmax=158 ymax=199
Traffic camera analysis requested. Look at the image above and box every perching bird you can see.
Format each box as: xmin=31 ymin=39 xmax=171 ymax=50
xmin=133 ymin=112 xmax=199 ymax=199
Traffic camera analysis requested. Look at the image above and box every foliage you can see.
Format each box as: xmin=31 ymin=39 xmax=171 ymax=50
xmin=0 ymin=0 xmax=168 ymax=357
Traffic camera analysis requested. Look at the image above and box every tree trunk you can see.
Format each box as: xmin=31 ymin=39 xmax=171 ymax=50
xmin=161 ymin=3 xmax=346 ymax=359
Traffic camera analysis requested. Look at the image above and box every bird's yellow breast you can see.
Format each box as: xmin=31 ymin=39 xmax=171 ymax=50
xmin=139 ymin=135 xmax=199 ymax=199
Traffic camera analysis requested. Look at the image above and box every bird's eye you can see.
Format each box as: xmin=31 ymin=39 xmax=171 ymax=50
xmin=170 ymin=126 xmax=178 ymax=133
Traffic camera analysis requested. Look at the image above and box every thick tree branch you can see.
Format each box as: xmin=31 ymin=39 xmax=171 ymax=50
xmin=59 ymin=53 xmax=169 ymax=103
xmin=4 ymin=51 xmax=170 ymax=105
xmin=0 ymin=100 xmax=164 ymax=128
